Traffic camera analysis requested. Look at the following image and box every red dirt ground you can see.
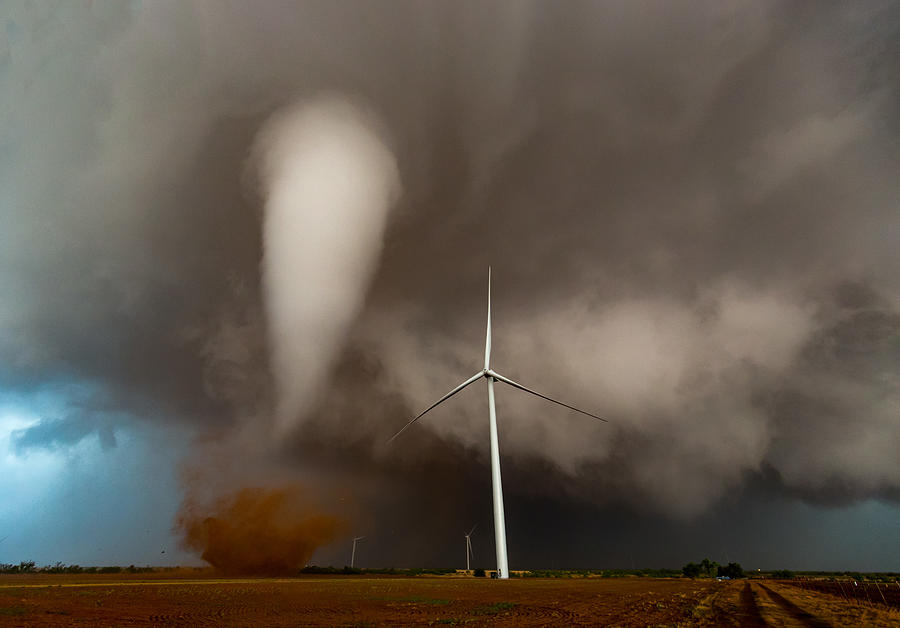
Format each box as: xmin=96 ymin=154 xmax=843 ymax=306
xmin=2 ymin=574 xmax=898 ymax=626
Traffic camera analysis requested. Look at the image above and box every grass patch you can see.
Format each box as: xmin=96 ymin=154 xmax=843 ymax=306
xmin=401 ymin=595 xmax=451 ymax=605
xmin=472 ymin=601 xmax=518 ymax=615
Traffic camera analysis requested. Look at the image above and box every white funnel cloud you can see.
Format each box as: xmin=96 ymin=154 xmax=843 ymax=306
xmin=255 ymin=95 xmax=401 ymax=435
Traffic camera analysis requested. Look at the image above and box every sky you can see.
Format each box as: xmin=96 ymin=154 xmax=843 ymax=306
xmin=1 ymin=0 xmax=899 ymax=572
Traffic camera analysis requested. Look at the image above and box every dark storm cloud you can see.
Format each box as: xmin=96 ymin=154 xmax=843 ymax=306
xmin=14 ymin=414 xmax=116 ymax=452
xmin=2 ymin=0 xmax=899 ymax=567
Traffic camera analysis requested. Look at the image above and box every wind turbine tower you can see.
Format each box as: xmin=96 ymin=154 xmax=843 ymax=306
xmin=350 ymin=536 xmax=365 ymax=569
xmin=465 ymin=524 xmax=477 ymax=572
xmin=389 ymin=269 xmax=606 ymax=579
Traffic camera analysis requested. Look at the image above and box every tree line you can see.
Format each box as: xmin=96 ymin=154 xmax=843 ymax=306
xmin=1 ymin=562 xmax=157 ymax=574
xmin=682 ymin=558 xmax=744 ymax=579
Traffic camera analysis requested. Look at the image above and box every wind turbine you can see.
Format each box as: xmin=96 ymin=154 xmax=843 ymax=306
xmin=350 ymin=536 xmax=365 ymax=569
xmin=388 ymin=268 xmax=606 ymax=579
xmin=464 ymin=524 xmax=477 ymax=572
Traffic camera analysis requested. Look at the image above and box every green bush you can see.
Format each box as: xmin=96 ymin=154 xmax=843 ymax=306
xmin=473 ymin=568 xmax=486 ymax=578
xmin=682 ymin=562 xmax=702 ymax=578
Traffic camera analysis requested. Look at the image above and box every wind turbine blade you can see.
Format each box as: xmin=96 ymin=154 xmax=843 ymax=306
xmin=467 ymin=524 xmax=477 ymax=536
xmin=467 ymin=536 xmax=474 ymax=558
xmin=484 ymin=267 xmax=492 ymax=370
xmin=386 ymin=371 xmax=485 ymax=443
xmin=489 ymin=370 xmax=608 ymax=423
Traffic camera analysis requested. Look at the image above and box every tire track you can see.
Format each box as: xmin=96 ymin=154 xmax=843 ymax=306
xmin=738 ymin=582 xmax=767 ymax=627
xmin=756 ymin=583 xmax=833 ymax=628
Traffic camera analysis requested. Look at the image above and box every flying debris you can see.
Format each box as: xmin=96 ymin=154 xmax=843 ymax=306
xmin=388 ymin=269 xmax=607 ymax=579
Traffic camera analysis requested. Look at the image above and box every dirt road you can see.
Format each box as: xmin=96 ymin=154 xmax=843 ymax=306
xmin=698 ymin=580 xmax=899 ymax=627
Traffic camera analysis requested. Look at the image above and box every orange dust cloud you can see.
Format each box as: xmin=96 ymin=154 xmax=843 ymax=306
xmin=177 ymin=486 xmax=345 ymax=575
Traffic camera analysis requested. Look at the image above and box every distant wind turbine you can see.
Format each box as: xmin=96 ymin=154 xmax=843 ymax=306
xmin=350 ymin=536 xmax=365 ymax=569
xmin=464 ymin=524 xmax=477 ymax=572
xmin=388 ymin=268 xmax=606 ymax=579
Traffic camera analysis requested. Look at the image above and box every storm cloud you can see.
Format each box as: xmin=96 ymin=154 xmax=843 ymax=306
xmin=1 ymin=1 xmax=898 ymax=568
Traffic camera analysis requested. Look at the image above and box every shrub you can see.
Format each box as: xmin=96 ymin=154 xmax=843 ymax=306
xmin=473 ymin=568 xmax=486 ymax=578
xmin=682 ymin=562 xmax=702 ymax=578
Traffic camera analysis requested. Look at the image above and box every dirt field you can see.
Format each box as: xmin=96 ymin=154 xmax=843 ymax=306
xmin=695 ymin=579 xmax=900 ymax=628
xmin=782 ymin=579 xmax=900 ymax=609
xmin=2 ymin=574 xmax=899 ymax=626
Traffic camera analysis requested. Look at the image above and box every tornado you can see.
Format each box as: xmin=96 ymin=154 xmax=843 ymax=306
xmin=255 ymin=95 xmax=401 ymax=435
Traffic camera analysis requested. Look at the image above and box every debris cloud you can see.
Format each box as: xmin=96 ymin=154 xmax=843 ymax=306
xmin=176 ymin=486 xmax=345 ymax=575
